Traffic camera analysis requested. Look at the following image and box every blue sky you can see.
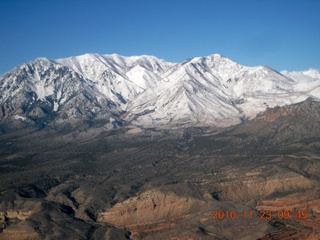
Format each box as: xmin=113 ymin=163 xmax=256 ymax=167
xmin=0 ymin=0 xmax=319 ymax=74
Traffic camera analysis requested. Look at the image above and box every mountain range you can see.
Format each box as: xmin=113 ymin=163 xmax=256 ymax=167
xmin=1 ymin=53 xmax=320 ymax=239
xmin=0 ymin=53 xmax=319 ymax=132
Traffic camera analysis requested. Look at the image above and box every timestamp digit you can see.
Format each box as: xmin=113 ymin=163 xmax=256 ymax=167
xmin=260 ymin=210 xmax=272 ymax=220
xmin=229 ymin=210 xmax=237 ymax=219
xmin=243 ymin=210 xmax=253 ymax=219
xmin=218 ymin=210 xmax=225 ymax=219
xmin=296 ymin=210 xmax=308 ymax=219
xmin=278 ymin=210 xmax=290 ymax=219
xmin=212 ymin=210 xmax=218 ymax=219
xmin=284 ymin=210 xmax=290 ymax=219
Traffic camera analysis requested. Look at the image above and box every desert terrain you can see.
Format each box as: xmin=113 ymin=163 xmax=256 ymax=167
xmin=0 ymin=99 xmax=319 ymax=240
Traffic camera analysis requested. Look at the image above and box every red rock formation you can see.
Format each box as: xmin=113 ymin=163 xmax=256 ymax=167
xmin=98 ymin=189 xmax=205 ymax=237
xmin=256 ymin=194 xmax=320 ymax=240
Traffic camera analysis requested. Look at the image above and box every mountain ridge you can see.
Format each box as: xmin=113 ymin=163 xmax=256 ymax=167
xmin=0 ymin=53 xmax=319 ymax=132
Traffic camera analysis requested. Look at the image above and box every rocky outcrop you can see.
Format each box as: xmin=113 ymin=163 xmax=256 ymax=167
xmin=213 ymin=169 xmax=314 ymax=203
xmin=98 ymin=189 xmax=205 ymax=235
xmin=0 ymin=210 xmax=32 ymax=221
xmin=255 ymin=193 xmax=320 ymax=240
xmin=256 ymin=198 xmax=320 ymax=212
xmin=0 ymin=209 xmax=34 ymax=240
xmin=0 ymin=103 xmax=13 ymax=120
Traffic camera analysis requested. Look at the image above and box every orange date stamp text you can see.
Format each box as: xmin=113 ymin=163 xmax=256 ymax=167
xmin=212 ymin=209 xmax=308 ymax=220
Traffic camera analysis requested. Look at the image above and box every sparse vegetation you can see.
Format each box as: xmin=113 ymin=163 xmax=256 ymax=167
xmin=0 ymin=99 xmax=319 ymax=239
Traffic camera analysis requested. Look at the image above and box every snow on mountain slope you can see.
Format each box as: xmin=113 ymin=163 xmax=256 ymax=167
xmin=0 ymin=57 xmax=123 ymax=130
xmin=0 ymin=53 xmax=319 ymax=131
xmin=281 ymin=69 xmax=320 ymax=100
xmin=281 ymin=69 xmax=320 ymax=82
xmin=56 ymin=54 xmax=174 ymax=108
xmin=125 ymin=54 xmax=315 ymax=128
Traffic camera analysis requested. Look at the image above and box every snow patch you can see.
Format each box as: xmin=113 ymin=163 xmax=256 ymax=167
xmin=13 ymin=115 xmax=27 ymax=121
xmin=53 ymin=102 xmax=59 ymax=111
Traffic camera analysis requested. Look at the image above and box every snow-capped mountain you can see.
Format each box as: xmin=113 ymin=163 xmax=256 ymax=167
xmin=281 ymin=68 xmax=320 ymax=82
xmin=0 ymin=53 xmax=319 ymax=131
xmin=0 ymin=57 xmax=124 ymax=131
xmin=55 ymin=54 xmax=174 ymax=105
xmin=125 ymin=54 xmax=311 ymax=127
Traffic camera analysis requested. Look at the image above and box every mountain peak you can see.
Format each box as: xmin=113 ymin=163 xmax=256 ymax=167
xmin=207 ymin=53 xmax=226 ymax=60
xmin=0 ymin=52 xmax=319 ymax=131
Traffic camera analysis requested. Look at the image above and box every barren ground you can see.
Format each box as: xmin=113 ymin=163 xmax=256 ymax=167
xmin=1 ymin=99 xmax=320 ymax=239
